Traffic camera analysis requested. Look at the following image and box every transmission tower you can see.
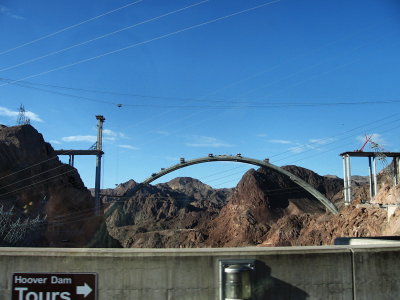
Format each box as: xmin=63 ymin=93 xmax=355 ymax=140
xmin=16 ymin=104 xmax=31 ymax=125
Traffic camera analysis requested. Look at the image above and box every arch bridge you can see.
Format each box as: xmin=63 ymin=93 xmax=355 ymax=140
xmin=135 ymin=155 xmax=338 ymax=214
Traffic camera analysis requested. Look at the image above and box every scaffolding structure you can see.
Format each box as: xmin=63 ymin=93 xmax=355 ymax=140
xmin=340 ymin=151 xmax=400 ymax=205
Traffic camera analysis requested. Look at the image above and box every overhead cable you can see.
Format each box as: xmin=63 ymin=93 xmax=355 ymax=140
xmin=0 ymin=0 xmax=282 ymax=88
xmin=0 ymin=0 xmax=143 ymax=56
xmin=0 ymin=0 xmax=210 ymax=73
xmin=3 ymin=77 xmax=400 ymax=109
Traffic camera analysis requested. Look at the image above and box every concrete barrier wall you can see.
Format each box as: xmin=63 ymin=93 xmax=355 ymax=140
xmin=1 ymin=245 xmax=399 ymax=300
xmin=352 ymin=246 xmax=400 ymax=299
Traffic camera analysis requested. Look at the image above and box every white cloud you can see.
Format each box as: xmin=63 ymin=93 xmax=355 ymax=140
xmin=0 ymin=106 xmax=43 ymax=122
xmin=62 ymin=135 xmax=97 ymax=143
xmin=0 ymin=5 xmax=24 ymax=20
xmin=269 ymin=139 xmax=292 ymax=144
xmin=103 ymin=129 xmax=117 ymax=137
xmin=153 ymin=130 xmax=170 ymax=136
xmin=61 ymin=129 xmax=126 ymax=145
xmin=118 ymin=144 xmax=139 ymax=150
xmin=186 ymin=136 xmax=234 ymax=148
xmin=288 ymin=144 xmax=310 ymax=154
xmin=309 ymin=137 xmax=336 ymax=145
xmin=25 ymin=111 xmax=43 ymax=122
xmin=103 ymin=129 xmax=127 ymax=141
xmin=49 ymin=140 xmax=61 ymax=145
xmin=0 ymin=107 xmax=15 ymax=118
xmin=287 ymin=137 xmax=337 ymax=154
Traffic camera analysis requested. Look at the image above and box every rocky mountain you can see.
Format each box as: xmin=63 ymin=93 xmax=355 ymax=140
xmin=102 ymin=177 xmax=232 ymax=247
xmin=0 ymin=124 xmax=116 ymax=247
xmin=102 ymin=161 xmax=400 ymax=248
xmin=203 ymin=166 xmax=344 ymax=247
xmin=102 ymin=164 xmax=346 ymax=248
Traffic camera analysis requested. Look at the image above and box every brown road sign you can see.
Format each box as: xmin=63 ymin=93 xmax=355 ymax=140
xmin=12 ymin=273 xmax=97 ymax=300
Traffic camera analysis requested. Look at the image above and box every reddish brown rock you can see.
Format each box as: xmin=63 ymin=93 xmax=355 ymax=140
xmin=0 ymin=124 xmax=102 ymax=247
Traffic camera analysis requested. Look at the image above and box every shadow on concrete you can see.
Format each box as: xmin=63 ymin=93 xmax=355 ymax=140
xmin=253 ymin=261 xmax=309 ymax=300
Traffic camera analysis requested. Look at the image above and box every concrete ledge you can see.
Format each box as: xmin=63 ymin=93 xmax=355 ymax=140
xmin=2 ymin=245 xmax=400 ymax=300
xmin=0 ymin=245 xmax=355 ymax=257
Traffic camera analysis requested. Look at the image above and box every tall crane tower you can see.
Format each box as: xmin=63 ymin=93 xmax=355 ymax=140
xmin=94 ymin=115 xmax=105 ymax=215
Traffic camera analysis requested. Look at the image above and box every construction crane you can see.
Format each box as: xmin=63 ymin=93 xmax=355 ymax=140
xmin=355 ymin=135 xmax=372 ymax=152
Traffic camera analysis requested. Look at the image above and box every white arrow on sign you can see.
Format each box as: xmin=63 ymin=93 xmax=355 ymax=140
xmin=76 ymin=282 xmax=92 ymax=298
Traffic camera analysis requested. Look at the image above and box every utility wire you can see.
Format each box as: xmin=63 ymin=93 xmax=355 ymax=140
xmin=287 ymin=121 xmax=400 ymax=166
xmin=273 ymin=115 xmax=400 ymax=164
xmin=152 ymin=115 xmax=400 ymax=188
xmin=236 ymin=23 xmax=400 ymax=99
xmin=3 ymin=77 xmax=400 ymax=109
xmin=0 ymin=0 xmax=282 ymax=88
xmin=0 ymin=149 xmax=71 ymax=183
xmin=7 ymin=77 xmax=400 ymax=105
xmin=0 ymin=0 xmax=143 ymax=56
xmin=0 ymin=77 xmax=238 ymax=104
xmin=0 ymin=0 xmax=209 ymax=73
xmin=266 ymin=113 xmax=400 ymax=161
xmin=0 ymin=169 xmax=76 ymax=198
xmin=0 ymin=164 xmax=68 ymax=192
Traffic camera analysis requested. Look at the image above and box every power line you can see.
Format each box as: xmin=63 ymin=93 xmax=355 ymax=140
xmin=0 ymin=77 xmax=232 ymax=104
xmin=0 ymin=78 xmax=118 ymax=106
xmin=0 ymin=164 xmax=67 ymax=192
xmin=0 ymin=168 xmax=76 ymax=198
xmin=245 ymin=113 xmax=400 ymax=164
xmin=3 ymin=77 xmax=400 ymax=109
xmin=0 ymin=0 xmax=143 ymax=56
xmin=286 ymin=121 xmax=400 ymax=166
xmin=0 ymin=150 xmax=72 ymax=183
xmin=234 ymin=29 xmax=400 ymax=100
xmin=0 ymin=0 xmax=210 ymax=73
xmin=150 ymin=114 xmax=400 ymax=188
xmin=0 ymin=0 xmax=282 ymax=88
xmin=207 ymin=121 xmax=400 ymax=187
xmin=273 ymin=115 xmax=400 ymax=164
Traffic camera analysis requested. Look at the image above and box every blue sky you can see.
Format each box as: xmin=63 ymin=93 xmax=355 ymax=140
xmin=1 ymin=0 xmax=400 ymax=189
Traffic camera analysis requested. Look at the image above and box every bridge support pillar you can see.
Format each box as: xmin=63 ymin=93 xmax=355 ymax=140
xmin=343 ymin=155 xmax=352 ymax=205
xmin=94 ymin=115 xmax=105 ymax=216
xmin=68 ymin=155 xmax=75 ymax=167
xmin=369 ymin=156 xmax=379 ymax=200
xmin=394 ymin=157 xmax=400 ymax=186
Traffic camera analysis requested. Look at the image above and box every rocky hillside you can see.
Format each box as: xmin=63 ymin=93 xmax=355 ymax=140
xmin=203 ymin=166 xmax=344 ymax=247
xmin=102 ymin=177 xmax=232 ymax=247
xmin=0 ymin=124 xmax=115 ymax=247
xmin=102 ymin=164 xmax=347 ymax=248
xmin=102 ymin=161 xmax=400 ymax=248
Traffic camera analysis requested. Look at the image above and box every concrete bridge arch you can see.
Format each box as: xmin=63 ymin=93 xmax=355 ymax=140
xmin=137 ymin=155 xmax=338 ymax=214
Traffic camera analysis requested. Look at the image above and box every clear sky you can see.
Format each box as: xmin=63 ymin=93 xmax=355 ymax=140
xmin=1 ymin=0 xmax=400 ymax=189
